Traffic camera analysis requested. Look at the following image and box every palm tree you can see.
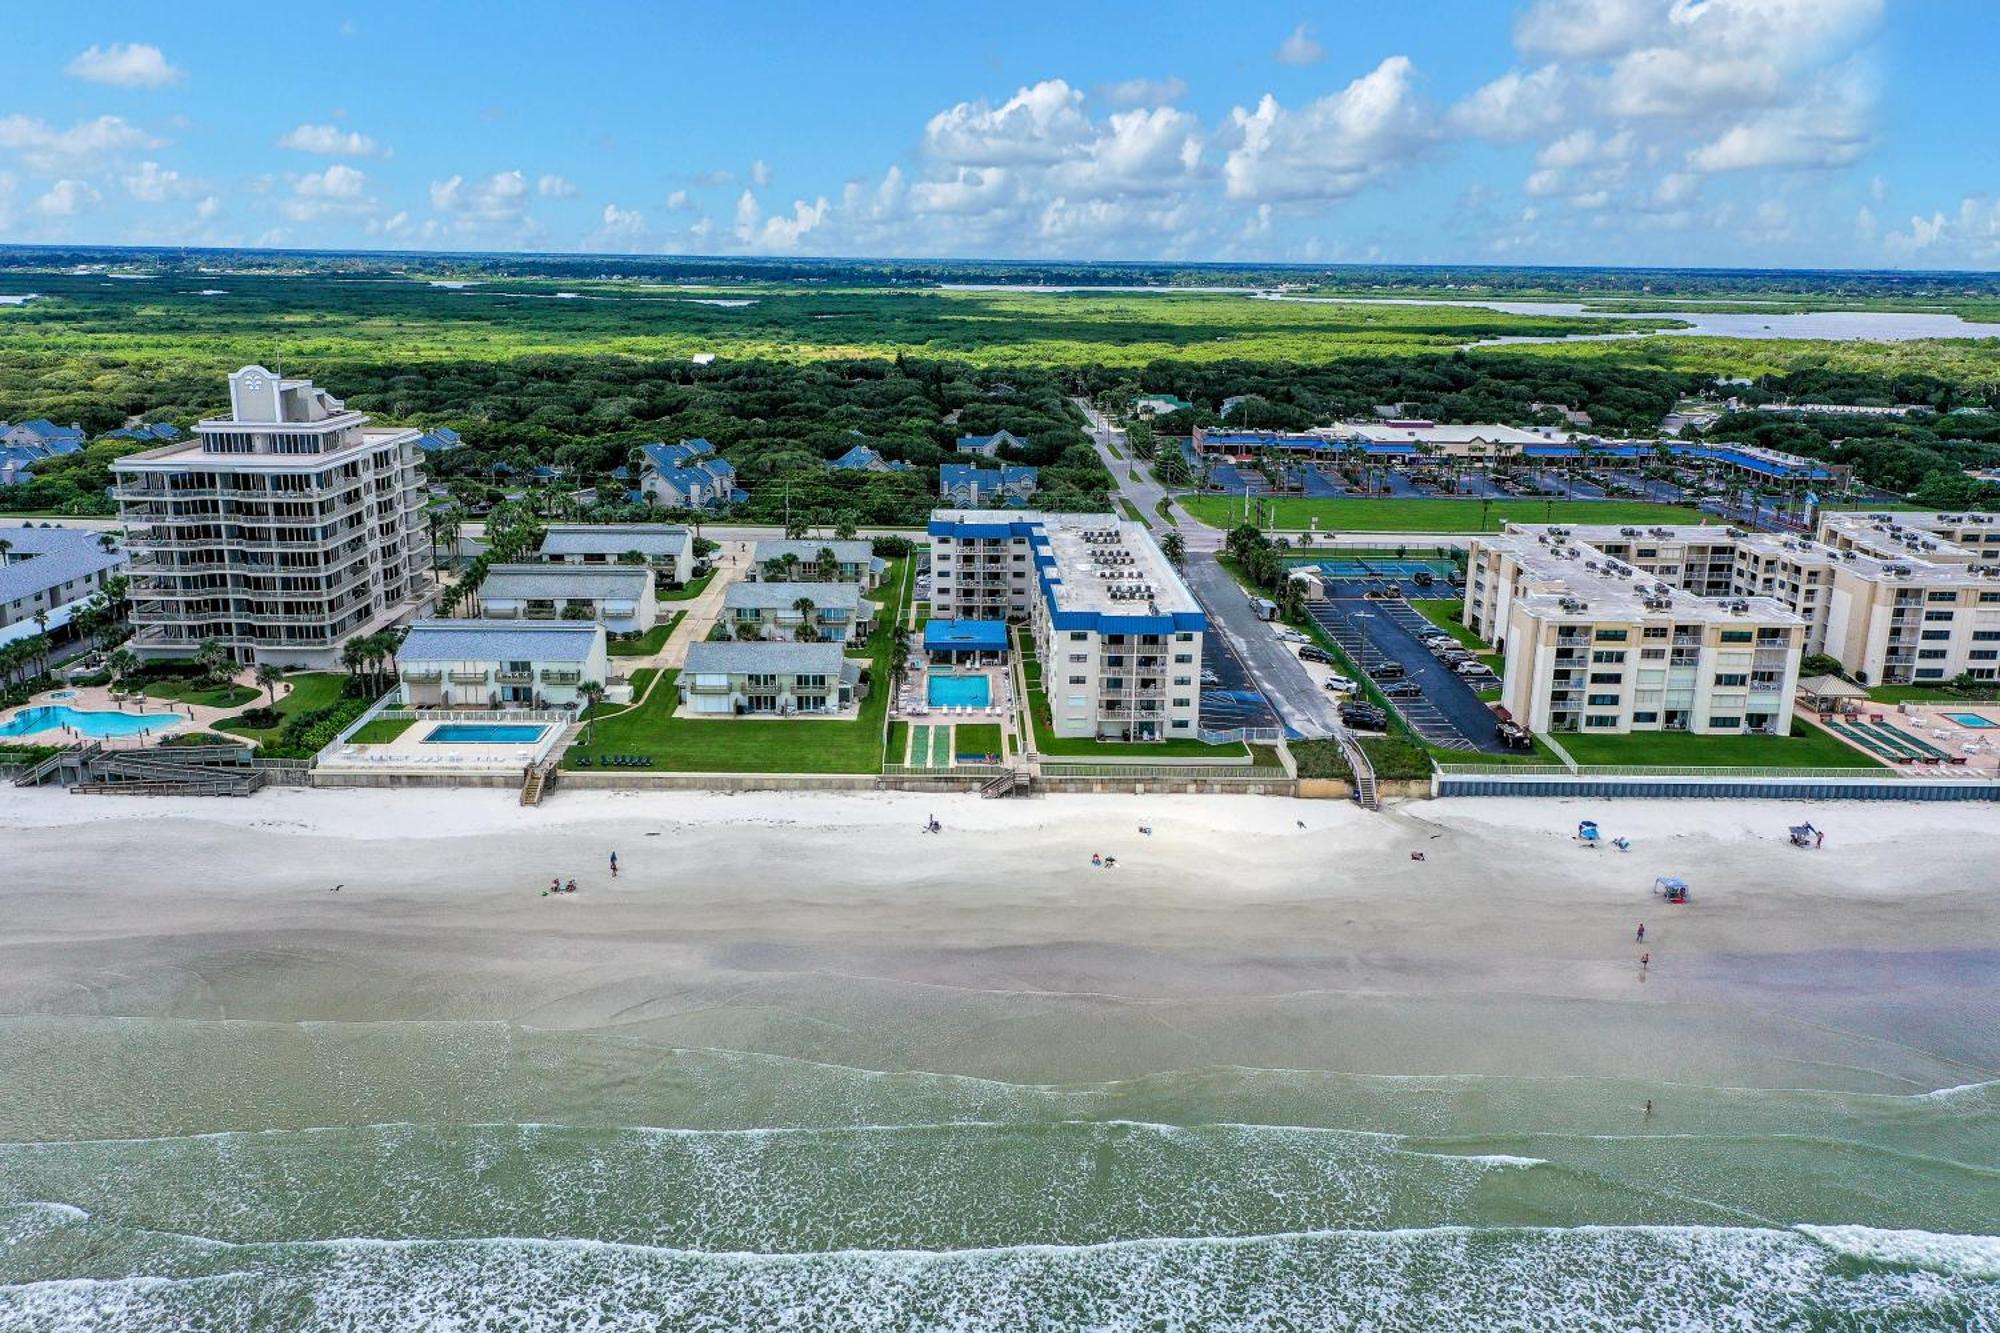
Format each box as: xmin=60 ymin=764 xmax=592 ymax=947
xmin=815 ymin=547 xmax=838 ymax=581
xmin=254 ymin=663 xmax=283 ymax=709
xmin=339 ymin=639 xmax=368 ymax=687
xmin=195 ymin=637 xmax=232 ymax=684
xmin=97 ymin=532 xmax=119 ymax=554
xmin=0 ymin=537 xmax=12 ymax=566
xmin=779 ymin=552 xmax=802 ymax=582
xmin=106 ymin=648 xmax=139 ymax=694
xmin=1160 ymin=530 xmax=1186 ymax=568
xmin=791 ymin=596 xmax=817 ymax=641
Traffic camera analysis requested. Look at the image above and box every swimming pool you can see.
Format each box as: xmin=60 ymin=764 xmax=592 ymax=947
xmin=0 ymin=705 xmax=180 ymax=739
xmin=927 ymin=674 xmax=991 ymax=708
xmin=47 ymin=690 xmax=77 ymax=700
xmin=423 ymin=723 xmax=550 ymax=744
xmin=1943 ymin=712 xmax=1998 ymax=729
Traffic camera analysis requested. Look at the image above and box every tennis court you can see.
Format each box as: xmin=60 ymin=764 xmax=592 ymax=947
xmin=1308 ymin=558 xmax=1457 ymax=579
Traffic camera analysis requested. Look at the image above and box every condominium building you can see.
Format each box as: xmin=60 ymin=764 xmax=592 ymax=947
xmin=1474 ymin=512 xmax=2000 ymax=690
xmin=474 ymin=564 xmax=658 ymax=634
xmin=0 ymin=526 xmax=128 ymax=649
xmin=722 ymin=580 xmax=874 ymax=643
xmin=1463 ymin=527 xmax=1805 ymax=736
xmin=747 ymin=539 xmax=884 ymax=587
xmin=112 ymin=365 xmax=427 ymax=666
xmin=679 ymin=640 xmax=861 ymax=716
xmin=397 ymin=620 xmax=607 ymax=708
xmin=536 ymin=523 xmax=693 ymax=584
xmin=928 ymin=509 xmax=1206 ymax=742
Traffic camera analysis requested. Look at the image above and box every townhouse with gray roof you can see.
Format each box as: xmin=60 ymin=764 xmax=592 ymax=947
xmin=474 ymin=564 xmax=658 ymax=634
xmin=723 ymin=579 xmax=872 ymax=643
xmin=679 ymin=639 xmax=862 ymax=717
xmin=396 ymin=619 xmax=608 ymax=708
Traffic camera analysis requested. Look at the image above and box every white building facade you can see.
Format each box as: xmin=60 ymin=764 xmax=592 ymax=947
xmin=397 ymin=620 xmax=608 ymax=708
xmin=113 ymin=366 xmax=428 ymax=667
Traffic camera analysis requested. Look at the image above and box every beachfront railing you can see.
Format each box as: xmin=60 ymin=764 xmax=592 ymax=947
xmin=1198 ymin=726 xmax=1283 ymax=745
xmin=370 ymin=708 xmax=573 ymax=724
xmin=881 ymin=763 xmax=1012 ymax=778
xmin=1044 ymin=763 xmax=1291 ymax=780
xmin=1432 ymin=761 xmax=1989 ymax=781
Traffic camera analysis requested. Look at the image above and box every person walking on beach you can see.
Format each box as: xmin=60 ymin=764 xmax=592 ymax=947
xmin=1644 ymin=1099 xmax=1653 ymax=1118
xmin=1640 ymin=952 xmax=1650 ymax=973
xmin=609 ymin=852 xmax=618 ymax=877
xmin=1636 ymin=923 xmax=1646 ymax=942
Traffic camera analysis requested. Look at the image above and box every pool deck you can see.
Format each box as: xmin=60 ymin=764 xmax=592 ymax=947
xmin=2 ymin=677 xmax=270 ymax=747
xmin=317 ymin=713 xmax=569 ymax=777
xmin=1802 ymin=700 xmax=2000 ymax=778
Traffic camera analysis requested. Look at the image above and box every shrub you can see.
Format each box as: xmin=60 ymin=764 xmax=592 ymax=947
xmin=235 ymin=707 xmax=281 ymax=729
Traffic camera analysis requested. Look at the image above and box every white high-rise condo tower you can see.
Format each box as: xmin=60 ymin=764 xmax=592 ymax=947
xmin=113 ymin=365 xmax=429 ymax=667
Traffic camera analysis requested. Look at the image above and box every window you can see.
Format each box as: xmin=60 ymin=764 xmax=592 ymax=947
xmin=1971 ymin=650 xmax=1997 ymax=661
xmin=1631 ymin=711 xmax=1659 ymax=723
xmin=1172 ymin=718 xmax=1191 ymax=729
xmin=1069 ymin=631 xmax=1088 ymax=641
xmin=1927 ymin=591 xmax=1957 ymax=603
xmin=1175 ymin=632 xmax=1194 ymax=641
xmin=1719 ymin=630 xmax=1753 ymax=644
xmin=1591 ymin=650 xmax=1626 ymax=664
xmin=1640 ymin=648 xmax=1666 ymax=660
xmin=1713 ymin=673 xmax=1748 ymax=687
xmin=1068 ymin=675 xmax=1086 ymax=685
xmin=1921 ymin=630 xmax=1951 ymax=641
xmin=1588 ymin=671 xmax=1623 ymax=684
xmin=1919 ymin=649 xmax=1949 ymax=660
xmin=1587 ymin=693 xmax=1621 ymax=706
xmin=1972 ymin=631 xmax=2000 ymax=642
xmin=1708 ymin=716 xmax=1742 ymax=729
xmin=1585 ymin=714 xmax=1621 ymax=728
xmin=1642 ymin=626 xmax=1668 ymax=639
xmin=1594 ymin=629 xmax=1628 ymax=642
xmin=1068 ymin=653 xmax=1088 ymax=664
xmin=1173 ymin=675 xmax=1191 ymax=686
xmin=1924 ymin=610 xmax=1955 ymax=621
xmin=1172 ymin=697 xmax=1191 ymax=707
xmin=1174 ymin=653 xmax=1194 ymax=664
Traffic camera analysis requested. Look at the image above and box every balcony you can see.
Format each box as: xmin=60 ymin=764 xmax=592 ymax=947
xmin=494 ymin=669 xmax=534 ymax=684
xmin=402 ymin=668 xmax=442 ymax=682
xmin=541 ymin=669 xmax=582 ymax=686
xmin=449 ymin=669 xmax=491 ymax=684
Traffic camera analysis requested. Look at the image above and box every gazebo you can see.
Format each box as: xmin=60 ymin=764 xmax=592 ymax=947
xmin=1796 ymin=673 xmax=1868 ymax=712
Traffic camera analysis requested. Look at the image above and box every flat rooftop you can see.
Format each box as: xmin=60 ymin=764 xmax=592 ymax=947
xmin=931 ymin=509 xmax=1201 ymax=619
xmin=1524 ymin=518 xmax=2000 ymax=589
xmin=1477 ymin=530 xmax=1803 ymax=625
xmin=112 ymin=426 xmax=417 ymax=470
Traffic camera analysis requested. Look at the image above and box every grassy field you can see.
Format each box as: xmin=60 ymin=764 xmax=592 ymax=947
xmin=607 ymin=613 xmax=684 ymax=657
xmin=1182 ymin=495 xmax=1716 ymax=533
xmin=348 ymin=718 xmax=416 ymax=745
xmin=1859 ymin=685 xmax=2000 ymax=705
xmin=563 ymin=559 xmax=909 ymax=772
xmin=1408 ymin=598 xmax=1506 ymax=672
xmin=657 ymin=570 xmax=716 ymax=602
xmin=954 ymin=722 xmax=1003 ymax=760
xmin=1554 ymin=720 xmax=1883 ymax=768
xmin=215 ymin=672 xmax=348 ymax=744
xmin=142 ymin=679 xmax=260 ymax=709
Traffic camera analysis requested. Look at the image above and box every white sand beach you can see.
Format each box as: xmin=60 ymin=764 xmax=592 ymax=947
xmin=2 ymin=788 xmax=1996 ymax=1330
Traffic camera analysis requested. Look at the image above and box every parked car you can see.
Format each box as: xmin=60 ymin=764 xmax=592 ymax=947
xmin=1340 ymin=706 xmax=1388 ymax=731
xmin=1454 ymin=660 xmax=1492 ymax=676
xmin=1297 ymin=645 xmax=1333 ymax=665
xmin=1321 ymin=674 xmax=1358 ymax=692
xmin=1381 ymin=680 xmax=1423 ymax=698
xmin=1368 ymin=661 xmax=1407 ymax=680
xmin=1276 ymin=628 xmax=1311 ymax=645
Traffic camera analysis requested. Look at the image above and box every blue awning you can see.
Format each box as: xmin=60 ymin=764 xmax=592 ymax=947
xmin=924 ymin=619 xmax=1010 ymax=652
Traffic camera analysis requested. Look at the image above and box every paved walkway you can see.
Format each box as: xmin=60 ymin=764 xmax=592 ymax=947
xmin=641 ymin=542 xmax=751 ymax=672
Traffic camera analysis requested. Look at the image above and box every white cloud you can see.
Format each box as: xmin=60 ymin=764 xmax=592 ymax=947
xmin=665 ymin=189 xmax=694 ymax=211
xmin=428 ymin=169 xmax=542 ymax=233
xmin=122 ymin=160 xmax=203 ymax=202
xmin=196 ymin=195 xmax=221 ymax=221
xmin=1276 ymin=23 xmax=1325 ymax=66
xmin=1099 ymin=76 xmax=1188 ymax=108
xmin=536 ymin=173 xmax=577 ymax=198
xmin=1513 ymin=0 xmax=1658 ymax=60
xmin=0 ymin=114 xmax=162 ymax=173
xmin=282 ymin=164 xmax=374 ymax=220
xmin=750 ymin=159 xmax=772 ymax=187
xmin=593 ymin=202 xmax=647 ymax=246
xmin=1222 ymin=56 xmax=1434 ymax=203
xmin=65 ymin=42 xmax=183 ymax=89
xmin=924 ymin=79 xmax=1094 ymax=166
xmin=35 ymin=178 xmax=102 ymax=216
xmin=1450 ymin=65 xmax=1568 ymax=140
xmin=278 ymin=123 xmax=386 ymax=157
xmin=1881 ymin=196 xmax=2000 ymax=263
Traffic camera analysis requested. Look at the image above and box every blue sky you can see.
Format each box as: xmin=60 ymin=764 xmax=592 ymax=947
xmin=2 ymin=0 xmax=1994 ymax=268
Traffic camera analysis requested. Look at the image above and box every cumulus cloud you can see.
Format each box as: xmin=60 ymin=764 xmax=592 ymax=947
xmin=1275 ymin=23 xmax=1325 ymax=66
xmin=1881 ymin=196 xmax=2000 ymax=263
xmin=0 ymin=113 xmax=162 ymax=173
xmin=428 ymin=170 xmax=544 ymax=232
xmin=1222 ymin=56 xmax=1434 ymax=203
xmin=282 ymin=164 xmax=374 ymax=220
xmin=65 ymin=42 xmax=183 ymax=89
xmin=35 ymin=179 xmax=102 ymax=216
xmin=1465 ymin=0 xmax=1885 ymax=225
xmin=122 ymin=160 xmax=203 ymax=203
xmin=536 ymin=173 xmax=577 ymax=198
xmin=924 ymin=80 xmax=1094 ymax=166
xmin=591 ymin=202 xmax=647 ymax=247
xmin=278 ymin=123 xmax=386 ymax=157
xmin=750 ymin=159 xmax=772 ymax=187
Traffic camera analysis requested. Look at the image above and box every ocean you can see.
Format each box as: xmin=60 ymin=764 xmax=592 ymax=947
xmin=1 ymin=1017 xmax=1994 ymax=1330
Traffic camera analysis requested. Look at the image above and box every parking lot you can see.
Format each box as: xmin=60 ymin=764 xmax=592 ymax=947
xmin=1198 ymin=624 xmax=1285 ymax=735
xmin=1301 ymin=576 xmax=1513 ymax=755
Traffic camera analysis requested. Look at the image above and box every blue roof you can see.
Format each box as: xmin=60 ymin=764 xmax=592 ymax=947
xmin=640 ymin=439 xmax=717 ymax=472
xmin=940 ymin=463 xmax=1038 ymax=488
xmin=831 ymin=444 xmax=884 ymax=470
xmin=955 ymin=431 xmax=1025 ymax=452
xmin=103 ymin=422 xmax=180 ymax=444
xmin=925 ymin=619 xmax=1010 ymax=652
xmin=414 ymin=426 xmax=462 ymax=452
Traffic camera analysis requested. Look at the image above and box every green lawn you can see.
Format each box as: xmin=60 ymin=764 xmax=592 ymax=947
xmin=887 ymin=720 xmax=910 ymax=764
xmin=1554 ymin=720 xmax=1883 ymax=768
xmin=142 ymin=679 xmax=260 ymax=709
xmin=348 ymin=718 xmax=416 ymax=744
xmin=1182 ymin=495 xmax=1716 ymax=533
xmin=657 ymin=569 xmax=716 ymax=602
xmin=563 ymin=559 xmax=910 ymax=773
xmin=1861 ymin=685 xmax=2000 ymax=705
xmin=955 ymin=722 xmax=1003 ymax=760
xmin=607 ymin=612 xmax=684 ymax=657
xmin=1115 ymin=497 xmax=1151 ymax=528
xmin=215 ymin=672 xmax=349 ymax=744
